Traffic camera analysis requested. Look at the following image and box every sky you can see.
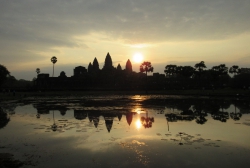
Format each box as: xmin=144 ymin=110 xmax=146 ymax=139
xmin=1 ymin=0 xmax=250 ymax=80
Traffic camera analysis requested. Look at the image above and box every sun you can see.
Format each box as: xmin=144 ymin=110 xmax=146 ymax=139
xmin=133 ymin=52 xmax=143 ymax=63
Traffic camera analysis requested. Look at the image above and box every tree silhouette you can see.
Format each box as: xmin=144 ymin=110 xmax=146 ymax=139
xmin=194 ymin=61 xmax=206 ymax=72
xmin=194 ymin=61 xmax=206 ymax=88
xmin=164 ymin=65 xmax=177 ymax=77
xmin=232 ymin=73 xmax=250 ymax=89
xmin=0 ymin=107 xmax=10 ymax=129
xmin=0 ymin=64 xmax=10 ymax=87
xmin=211 ymin=64 xmax=228 ymax=76
xmin=140 ymin=61 xmax=153 ymax=92
xmin=211 ymin=64 xmax=228 ymax=88
xmin=36 ymin=68 xmax=40 ymax=75
xmin=229 ymin=65 xmax=241 ymax=76
xmin=179 ymin=66 xmax=195 ymax=78
xmin=51 ymin=56 xmax=57 ymax=77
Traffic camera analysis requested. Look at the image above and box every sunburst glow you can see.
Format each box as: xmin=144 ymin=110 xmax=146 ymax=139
xmin=133 ymin=52 xmax=143 ymax=63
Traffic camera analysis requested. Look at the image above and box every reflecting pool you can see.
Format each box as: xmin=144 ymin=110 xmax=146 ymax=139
xmin=0 ymin=95 xmax=250 ymax=167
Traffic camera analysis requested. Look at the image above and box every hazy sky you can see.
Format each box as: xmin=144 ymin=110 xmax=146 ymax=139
xmin=1 ymin=0 xmax=250 ymax=80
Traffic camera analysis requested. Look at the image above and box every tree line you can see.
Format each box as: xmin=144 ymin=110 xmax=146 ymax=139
xmin=164 ymin=61 xmax=241 ymax=78
xmin=163 ymin=61 xmax=249 ymax=90
xmin=0 ymin=64 xmax=33 ymax=90
xmin=1 ymin=59 xmax=250 ymax=90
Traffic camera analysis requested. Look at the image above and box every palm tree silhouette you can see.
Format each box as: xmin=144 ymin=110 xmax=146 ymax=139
xmin=51 ymin=56 xmax=57 ymax=77
xmin=140 ymin=61 xmax=154 ymax=93
xmin=36 ymin=68 xmax=40 ymax=75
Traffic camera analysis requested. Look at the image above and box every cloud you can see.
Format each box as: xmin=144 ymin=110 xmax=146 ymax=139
xmin=1 ymin=0 xmax=250 ymax=79
xmin=1 ymin=0 xmax=250 ymax=44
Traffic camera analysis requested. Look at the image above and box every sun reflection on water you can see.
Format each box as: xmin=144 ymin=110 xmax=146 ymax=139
xmin=133 ymin=107 xmax=146 ymax=114
xmin=136 ymin=119 xmax=142 ymax=130
xmin=135 ymin=108 xmax=142 ymax=114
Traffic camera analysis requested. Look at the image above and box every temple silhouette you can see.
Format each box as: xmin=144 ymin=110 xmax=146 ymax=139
xmin=35 ymin=52 xmax=165 ymax=90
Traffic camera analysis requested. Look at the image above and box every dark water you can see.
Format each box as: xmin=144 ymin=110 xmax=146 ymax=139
xmin=0 ymin=95 xmax=250 ymax=168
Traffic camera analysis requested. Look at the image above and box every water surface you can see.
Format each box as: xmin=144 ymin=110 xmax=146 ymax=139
xmin=1 ymin=95 xmax=250 ymax=167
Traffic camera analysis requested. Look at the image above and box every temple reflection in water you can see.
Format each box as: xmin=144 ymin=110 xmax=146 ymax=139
xmin=31 ymin=98 xmax=249 ymax=132
xmin=1 ymin=96 xmax=250 ymax=168
xmin=1 ymin=96 xmax=249 ymax=131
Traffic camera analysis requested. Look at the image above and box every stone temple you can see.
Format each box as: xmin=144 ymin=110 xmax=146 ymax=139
xmin=35 ymin=52 xmax=165 ymax=90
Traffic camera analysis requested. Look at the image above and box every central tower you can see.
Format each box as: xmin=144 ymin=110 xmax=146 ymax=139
xmin=102 ymin=52 xmax=114 ymax=71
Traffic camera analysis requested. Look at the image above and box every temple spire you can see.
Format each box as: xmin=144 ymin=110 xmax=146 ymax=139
xmin=103 ymin=52 xmax=113 ymax=70
xmin=88 ymin=62 xmax=93 ymax=73
xmin=92 ymin=57 xmax=99 ymax=72
xmin=125 ymin=59 xmax=132 ymax=72
xmin=117 ymin=63 xmax=122 ymax=71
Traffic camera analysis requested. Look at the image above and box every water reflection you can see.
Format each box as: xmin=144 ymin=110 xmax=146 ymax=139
xmin=1 ymin=96 xmax=250 ymax=167
xmin=1 ymin=97 xmax=249 ymax=131
xmin=0 ymin=104 xmax=17 ymax=129
xmin=88 ymin=112 xmax=100 ymax=128
xmin=51 ymin=110 xmax=57 ymax=132
xmin=230 ymin=105 xmax=242 ymax=121
xmin=103 ymin=113 xmax=115 ymax=132
xmin=135 ymin=119 xmax=142 ymax=129
xmin=28 ymin=98 xmax=249 ymax=134
xmin=141 ymin=111 xmax=154 ymax=129
xmin=59 ymin=109 xmax=67 ymax=116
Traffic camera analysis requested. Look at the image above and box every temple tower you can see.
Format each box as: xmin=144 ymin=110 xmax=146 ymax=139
xmin=103 ymin=52 xmax=113 ymax=71
xmin=92 ymin=57 xmax=100 ymax=72
xmin=117 ymin=64 xmax=122 ymax=71
xmin=88 ymin=62 xmax=93 ymax=73
xmin=125 ymin=59 xmax=132 ymax=72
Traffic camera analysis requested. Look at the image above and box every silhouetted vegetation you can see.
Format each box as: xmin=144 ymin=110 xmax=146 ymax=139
xmin=36 ymin=68 xmax=40 ymax=75
xmin=0 ymin=64 xmax=10 ymax=88
xmin=51 ymin=56 xmax=57 ymax=77
xmin=0 ymin=107 xmax=10 ymax=129
xmin=140 ymin=61 xmax=154 ymax=92
xmin=163 ymin=62 xmax=249 ymax=90
xmin=1 ymin=75 xmax=33 ymax=91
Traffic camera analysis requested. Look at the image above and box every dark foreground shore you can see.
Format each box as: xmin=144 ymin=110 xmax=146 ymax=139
xmin=1 ymin=89 xmax=249 ymax=102
xmin=0 ymin=153 xmax=25 ymax=168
